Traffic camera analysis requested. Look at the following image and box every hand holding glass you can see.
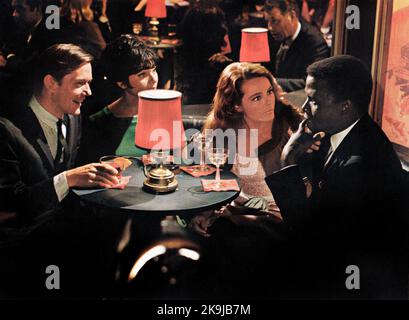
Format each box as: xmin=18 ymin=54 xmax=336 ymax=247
xmin=99 ymin=156 xmax=123 ymax=178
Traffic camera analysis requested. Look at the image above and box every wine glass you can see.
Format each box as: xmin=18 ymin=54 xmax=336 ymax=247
xmin=192 ymin=132 xmax=213 ymax=172
xmin=207 ymin=148 xmax=228 ymax=187
xmin=167 ymin=23 xmax=177 ymax=38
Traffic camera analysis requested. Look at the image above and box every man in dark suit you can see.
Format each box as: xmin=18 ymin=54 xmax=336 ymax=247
xmin=2 ymin=44 xmax=120 ymax=298
xmin=265 ymin=55 xmax=409 ymax=299
xmin=9 ymin=44 xmax=120 ymax=197
xmin=264 ymin=0 xmax=330 ymax=91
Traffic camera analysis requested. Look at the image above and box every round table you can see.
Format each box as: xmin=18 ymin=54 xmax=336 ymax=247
xmin=73 ymin=159 xmax=240 ymax=216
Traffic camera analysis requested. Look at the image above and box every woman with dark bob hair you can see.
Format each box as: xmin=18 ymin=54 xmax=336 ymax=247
xmin=77 ymin=34 xmax=158 ymax=164
xmin=190 ymin=62 xmax=302 ymax=236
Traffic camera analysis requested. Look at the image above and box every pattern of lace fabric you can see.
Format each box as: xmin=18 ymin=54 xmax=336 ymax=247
xmin=231 ymin=146 xmax=283 ymax=219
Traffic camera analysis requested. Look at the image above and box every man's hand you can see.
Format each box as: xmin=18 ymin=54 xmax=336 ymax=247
xmin=65 ymin=163 xmax=119 ymax=188
xmin=281 ymin=120 xmax=325 ymax=166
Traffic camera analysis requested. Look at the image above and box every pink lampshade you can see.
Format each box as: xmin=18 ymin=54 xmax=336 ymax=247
xmin=135 ymin=90 xmax=185 ymax=150
xmin=145 ymin=0 xmax=167 ymax=18
xmin=239 ymin=27 xmax=270 ymax=62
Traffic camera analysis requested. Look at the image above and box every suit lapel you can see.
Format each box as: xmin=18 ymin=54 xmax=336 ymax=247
xmin=35 ymin=136 xmax=55 ymax=169
xmin=321 ymin=116 xmax=371 ymax=179
xmin=15 ymin=106 xmax=55 ymax=174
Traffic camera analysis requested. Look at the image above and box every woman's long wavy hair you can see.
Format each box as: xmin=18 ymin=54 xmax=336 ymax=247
xmin=204 ymin=62 xmax=301 ymax=150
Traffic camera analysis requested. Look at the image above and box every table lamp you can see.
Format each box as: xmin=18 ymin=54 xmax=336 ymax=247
xmin=136 ymin=89 xmax=185 ymax=193
xmin=239 ymin=27 xmax=270 ymax=63
xmin=145 ymin=0 xmax=167 ymax=43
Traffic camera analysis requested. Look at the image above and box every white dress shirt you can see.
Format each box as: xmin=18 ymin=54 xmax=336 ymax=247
xmin=29 ymin=96 xmax=70 ymax=202
xmin=292 ymin=20 xmax=302 ymax=42
xmin=325 ymin=118 xmax=361 ymax=166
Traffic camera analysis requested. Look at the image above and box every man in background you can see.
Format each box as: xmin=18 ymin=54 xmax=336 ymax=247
xmin=264 ymin=0 xmax=330 ymax=91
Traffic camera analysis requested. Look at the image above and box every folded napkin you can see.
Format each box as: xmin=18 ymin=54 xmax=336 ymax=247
xmin=201 ymin=179 xmax=240 ymax=192
xmin=107 ymin=176 xmax=132 ymax=190
xmin=180 ymin=165 xmax=216 ymax=177
xmin=141 ymin=154 xmax=174 ymax=165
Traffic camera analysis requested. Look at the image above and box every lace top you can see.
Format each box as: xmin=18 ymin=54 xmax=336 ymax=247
xmin=230 ymin=135 xmax=287 ymax=219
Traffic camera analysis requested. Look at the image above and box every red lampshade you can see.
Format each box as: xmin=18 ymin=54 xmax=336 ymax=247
xmin=239 ymin=27 xmax=270 ymax=62
xmin=145 ymin=0 xmax=167 ymax=18
xmin=135 ymin=90 xmax=185 ymax=150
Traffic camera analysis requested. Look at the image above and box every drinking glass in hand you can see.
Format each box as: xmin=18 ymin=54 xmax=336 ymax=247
xmin=99 ymin=156 xmax=132 ymax=178
xmin=168 ymin=24 xmax=177 ymax=38
xmin=207 ymin=148 xmax=228 ymax=187
xmin=100 ymin=155 xmax=123 ymax=178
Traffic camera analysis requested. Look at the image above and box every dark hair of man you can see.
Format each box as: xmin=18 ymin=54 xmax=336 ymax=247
xmin=25 ymin=0 xmax=43 ymax=11
xmin=33 ymin=43 xmax=93 ymax=94
xmin=264 ymin=0 xmax=300 ymax=16
xmin=100 ymin=34 xmax=157 ymax=88
xmin=306 ymin=55 xmax=373 ymax=114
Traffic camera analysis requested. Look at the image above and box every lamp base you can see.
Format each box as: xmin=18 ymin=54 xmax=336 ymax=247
xmin=148 ymin=18 xmax=161 ymax=44
xmin=143 ymin=166 xmax=178 ymax=193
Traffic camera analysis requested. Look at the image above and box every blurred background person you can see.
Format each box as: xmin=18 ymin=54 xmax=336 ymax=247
xmin=28 ymin=0 xmax=106 ymax=58
xmin=175 ymin=2 xmax=232 ymax=105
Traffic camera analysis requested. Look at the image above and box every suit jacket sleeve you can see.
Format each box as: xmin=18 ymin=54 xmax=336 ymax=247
xmin=265 ymin=165 xmax=312 ymax=230
xmin=0 ymin=118 xmax=59 ymax=221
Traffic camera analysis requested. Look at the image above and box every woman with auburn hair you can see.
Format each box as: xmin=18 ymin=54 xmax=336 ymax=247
xmin=190 ymin=62 xmax=302 ymax=236
xmin=187 ymin=62 xmax=306 ymax=298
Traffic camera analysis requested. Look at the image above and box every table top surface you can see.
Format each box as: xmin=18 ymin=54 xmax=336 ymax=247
xmin=73 ymin=158 xmax=240 ymax=216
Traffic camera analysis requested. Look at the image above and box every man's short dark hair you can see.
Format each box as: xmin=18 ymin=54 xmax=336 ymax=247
xmin=33 ymin=43 xmax=93 ymax=94
xmin=307 ymin=55 xmax=373 ymax=114
xmin=24 ymin=0 xmax=43 ymax=11
xmin=264 ymin=0 xmax=299 ymax=16
xmin=100 ymin=34 xmax=157 ymax=87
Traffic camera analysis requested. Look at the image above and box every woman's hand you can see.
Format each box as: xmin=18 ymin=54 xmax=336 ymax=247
xmin=188 ymin=210 xmax=219 ymax=237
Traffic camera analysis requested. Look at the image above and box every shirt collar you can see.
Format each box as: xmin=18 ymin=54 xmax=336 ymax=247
xmin=29 ymin=96 xmax=59 ymax=129
xmin=291 ymin=20 xmax=301 ymax=41
xmin=329 ymin=118 xmax=361 ymax=153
